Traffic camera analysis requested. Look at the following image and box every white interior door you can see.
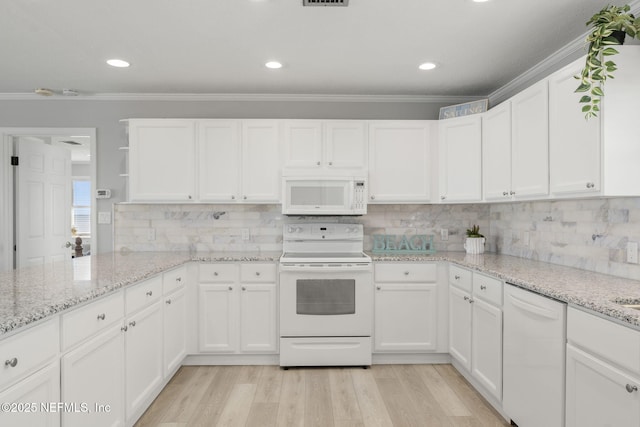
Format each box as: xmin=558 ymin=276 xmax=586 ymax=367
xmin=15 ymin=137 xmax=71 ymax=268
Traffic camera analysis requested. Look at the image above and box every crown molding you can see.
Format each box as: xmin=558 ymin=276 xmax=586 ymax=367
xmin=0 ymin=92 xmax=484 ymax=104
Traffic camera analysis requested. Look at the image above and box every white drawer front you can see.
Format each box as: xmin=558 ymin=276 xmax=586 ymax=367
xmin=62 ymin=291 xmax=124 ymax=351
xmin=199 ymin=264 xmax=238 ymax=283
xmin=0 ymin=318 xmax=59 ymax=390
xmin=568 ymin=307 xmax=640 ymax=374
xmin=163 ymin=265 xmax=187 ymax=295
xmin=126 ymin=275 xmax=163 ymax=315
xmin=240 ymin=263 xmax=277 ymax=283
xmin=374 ymin=263 xmax=437 ymax=283
xmin=472 ymin=272 xmax=503 ymax=306
xmin=449 ymin=265 xmax=472 ymax=292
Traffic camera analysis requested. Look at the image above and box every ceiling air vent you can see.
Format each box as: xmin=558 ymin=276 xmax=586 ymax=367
xmin=303 ymin=0 xmax=349 ymax=6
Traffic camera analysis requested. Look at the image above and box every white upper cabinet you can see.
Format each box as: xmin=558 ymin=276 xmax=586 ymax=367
xmin=368 ymin=121 xmax=432 ymax=203
xmin=549 ymin=59 xmax=601 ymax=196
xmin=283 ymin=120 xmax=367 ymax=173
xmin=241 ymin=120 xmax=281 ymax=202
xmin=510 ymin=80 xmax=549 ymax=199
xmin=129 ymin=119 xmax=197 ymax=202
xmin=198 ymin=120 xmax=242 ymax=202
xmin=438 ymin=115 xmax=482 ymax=202
xmin=482 ymin=101 xmax=512 ymax=201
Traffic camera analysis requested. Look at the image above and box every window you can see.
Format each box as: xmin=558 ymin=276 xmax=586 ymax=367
xmin=72 ymin=180 xmax=91 ymax=236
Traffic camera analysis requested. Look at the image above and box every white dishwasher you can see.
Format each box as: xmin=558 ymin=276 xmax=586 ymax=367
xmin=503 ymin=283 xmax=567 ymax=427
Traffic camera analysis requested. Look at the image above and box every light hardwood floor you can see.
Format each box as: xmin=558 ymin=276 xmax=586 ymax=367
xmin=135 ymin=364 xmax=510 ymax=427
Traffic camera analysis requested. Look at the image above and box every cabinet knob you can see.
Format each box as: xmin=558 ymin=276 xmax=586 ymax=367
xmin=121 ymin=325 xmax=128 ymax=332
xmin=231 ymin=195 xmax=235 ymax=200
xmin=176 ymin=277 xmax=182 ymax=282
xmin=503 ymin=191 xmax=509 ymax=196
xmin=404 ymin=271 xmax=409 ymax=276
xmin=166 ymin=299 xmax=172 ymax=304
xmin=146 ymin=290 xmax=153 ymax=296
xmin=454 ymin=275 xmax=460 ymax=280
xmin=214 ymin=272 xmax=219 ymax=276
xmin=129 ymin=321 xmax=136 ymax=327
xmin=188 ymin=195 xmax=192 ymax=200
xmin=370 ymin=195 xmax=375 ymax=200
xmin=328 ymin=162 xmax=333 ymax=166
xmin=242 ymin=286 xmax=247 ymax=291
xmin=243 ymin=196 xmax=247 ymax=200
xmin=626 ymin=384 xmax=638 ymax=393
xmin=255 ymin=272 xmax=261 ymax=276
xmin=441 ymin=195 xmax=446 ymax=200
xmin=4 ymin=358 xmax=18 ymax=368
xmin=464 ymin=296 xmax=469 ymax=301
xmin=586 ymin=182 xmax=595 ymax=189
xmin=469 ymin=298 xmax=475 ymax=303
xmin=228 ymin=286 xmax=233 ymax=291
xmin=317 ymin=161 xmax=321 ymax=166
xmin=510 ymin=191 xmax=516 ymax=195
xmin=376 ymin=286 xmax=381 ymax=290
xmin=480 ymin=285 xmax=487 ymax=290
xmin=97 ymin=313 xmax=106 ymax=320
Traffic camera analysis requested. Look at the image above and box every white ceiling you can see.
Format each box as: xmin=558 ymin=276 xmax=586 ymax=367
xmin=0 ymin=0 xmax=630 ymax=98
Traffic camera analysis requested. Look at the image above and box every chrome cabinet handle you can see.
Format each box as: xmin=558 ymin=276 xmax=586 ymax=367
xmin=214 ymin=272 xmax=219 ymax=276
xmin=97 ymin=313 xmax=106 ymax=320
xmin=404 ymin=271 xmax=409 ymax=275
xmin=469 ymin=298 xmax=475 ymax=303
xmin=228 ymin=286 xmax=233 ymax=291
xmin=242 ymin=286 xmax=246 ymax=291
xmin=188 ymin=195 xmax=192 ymax=200
xmin=231 ymin=195 xmax=235 ymax=200
xmin=441 ymin=195 xmax=446 ymax=200
xmin=376 ymin=286 xmax=381 ymax=290
xmin=454 ymin=275 xmax=460 ymax=280
xmin=5 ymin=358 xmax=18 ymax=367
xmin=166 ymin=299 xmax=172 ymax=304
xmin=255 ymin=272 xmax=261 ymax=276
xmin=121 ymin=325 xmax=128 ymax=332
xmin=480 ymin=285 xmax=487 ymax=290
xmin=146 ymin=291 xmax=153 ymax=296
xmin=370 ymin=195 xmax=375 ymax=200
xmin=626 ymin=384 xmax=638 ymax=393
xmin=176 ymin=277 xmax=182 ymax=282
xmin=243 ymin=196 xmax=247 ymax=200
xmin=586 ymin=182 xmax=595 ymax=188
xmin=464 ymin=296 xmax=469 ymax=301
xmin=328 ymin=162 xmax=333 ymax=166
xmin=510 ymin=191 xmax=516 ymax=195
xmin=503 ymin=191 xmax=509 ymax=196
xmin=129 ymin=321 xmax=136 ymax=327
xmin=317 ymin=161 xmax=321 ymax=166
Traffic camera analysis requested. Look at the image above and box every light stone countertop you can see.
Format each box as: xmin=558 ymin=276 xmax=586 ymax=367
xmin=2 ymin=250 xmax=640 ymax=337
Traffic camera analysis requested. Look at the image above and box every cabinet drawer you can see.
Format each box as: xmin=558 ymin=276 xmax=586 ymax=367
xmin=449 ymin=265 xmax=472 ymax=292
xmin=62 ymin=291 xmax=124 ymax=350
xmin=163 ymin=265 xmax=187 ymax=295
xmin=0 ymin=318 xmax=59 ymax=390
xmin=568 ymin=307 xmax=640 ymax=374
xmin=240 ymin=263 xmax=276 ymax=283
xmin=199 ymin=264 xmax=238 ymax=283
xmin=472 ymin=272 xmax=503 ymax=306
xmin=374 ymin=263 xmax=437 ymax=282
xmin=126 ymin=275 xmax=163 ymax=315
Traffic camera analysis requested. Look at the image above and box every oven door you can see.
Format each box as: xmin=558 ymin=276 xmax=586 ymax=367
xmin=279 ymin=264 xmax=373 ymax=337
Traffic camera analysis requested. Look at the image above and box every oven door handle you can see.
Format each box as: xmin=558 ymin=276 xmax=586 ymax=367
xmin=279 ymin=263 xmax=372 ymax=272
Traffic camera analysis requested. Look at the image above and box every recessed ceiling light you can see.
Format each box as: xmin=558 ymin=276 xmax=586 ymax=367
xmin=107 ymin=59 xmax=130 ymax=68
xmin=418 ymin=62 xmax=437 ymax=71
xmin=265 ymin=61 xmax=283 ymax=69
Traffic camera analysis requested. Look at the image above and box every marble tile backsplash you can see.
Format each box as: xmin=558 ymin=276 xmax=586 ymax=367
xmin=113 ymin=203 xmax=490 ymax=254
xmin=490 ymin=198 xmax=640 ymax=280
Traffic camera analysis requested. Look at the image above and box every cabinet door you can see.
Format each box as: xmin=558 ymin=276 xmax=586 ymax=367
xmin=129 ymin=119 xmax=196 ymax=202
xmin=283 ymin=120 xmax=323 ymax=169
xmin=163 ymin=287 xmax=187 ymax=376
xmin=240 ymin=283 xmax=277 ymax=353
xmin=125 ymin=301 xmax=163 ymax=422
xmin=374 ymin=283 xmax=437 ymax=352
xmin=482 ymin=102 xmax=512 ymax=201
xmin=511 ymin=80 xmax=549 ymax=198
xmin=449 ymin=286 xmax=472 ymax=370
xmin=324 ymin=121 xmax=367 ymax=170
xmin=566 ymin=344 xmax=640 ymax=427
xmin=241 ymin=120 xmax=281 ymax=202
xmin=368 ymin=121 xmax=432 ymax=202
xmin=0 ymin=362 xmax=60 ymax=427
xmin=198 ymin=120 xmax=241 ymax=202
xmin=471 ymin=298 xmax=502 ymax=401
xmin=198 ymin=284 xmax=238 ymax=352
xmin=549 ymin=61 xmax=601 ymax=195
xmin=438 ymin=115 xmax=482 ymax=202
xmin=62 ymin=324 xmax=125 ymax=427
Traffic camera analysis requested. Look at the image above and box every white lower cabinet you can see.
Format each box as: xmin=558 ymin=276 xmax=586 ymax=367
xmin=124 ymin=301 xmax=163 ymax=423
xmin=198 ymin=263 xmax=277 ymax=354
xmin=61 ymin=324 xmax=126 ymax=427
xmin=566 ymin=307 xmax=640 ymax=427
xmin=0 ymin=361 xmax=60 ymax=427
xmin=448 ymin=265 xmax=503 ymax=401
xmin=163 ymin=286 xmax=188 ymax=376
xmin=373 ymin=263 xmax=442 ymax=352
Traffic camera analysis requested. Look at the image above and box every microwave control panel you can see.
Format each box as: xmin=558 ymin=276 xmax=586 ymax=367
xmin=353 ymin=180 xmax=366 ymax=210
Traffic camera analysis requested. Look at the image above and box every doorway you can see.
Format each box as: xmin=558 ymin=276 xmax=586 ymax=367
xmin=0 ymin=127 xmax=97 ymax=271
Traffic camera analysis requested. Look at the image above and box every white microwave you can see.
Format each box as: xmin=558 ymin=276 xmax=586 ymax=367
xmin=282 ymin=176 xmax=367 ymax=215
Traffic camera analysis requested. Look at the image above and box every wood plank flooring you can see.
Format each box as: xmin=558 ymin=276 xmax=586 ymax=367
xmin=135 ymin=364 xmax=510 ymax=427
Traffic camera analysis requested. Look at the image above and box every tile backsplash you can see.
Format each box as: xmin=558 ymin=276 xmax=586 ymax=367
xmin=114 ymin=198 xmax=640 ymax=280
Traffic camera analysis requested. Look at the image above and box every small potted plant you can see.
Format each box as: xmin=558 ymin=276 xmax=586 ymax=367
xmin=464 ymin=225 xmax=485 ymax=255
xmin=575 ymin=4 xmax=640 ymax=119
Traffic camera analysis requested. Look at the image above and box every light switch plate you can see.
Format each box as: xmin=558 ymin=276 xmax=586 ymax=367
xmin=98 ymin=211 xmax=111 ymax=224
xmin=440 ymin=229 xmax=448 ymax=241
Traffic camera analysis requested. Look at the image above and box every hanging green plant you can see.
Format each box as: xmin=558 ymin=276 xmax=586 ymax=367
xmin=575 ymin=4 xmax=640 ymax=119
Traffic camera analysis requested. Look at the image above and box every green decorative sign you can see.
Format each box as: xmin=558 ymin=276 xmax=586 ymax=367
xmin=372 ymin=234 xmax=435 ymax=254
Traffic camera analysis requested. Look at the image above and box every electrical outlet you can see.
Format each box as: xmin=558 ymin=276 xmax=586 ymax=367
xmin=440 ymin=229 xmax=448 ymax=241
xmin=148 ymin=228 xmax=156 ymax=241
xmin=627 ymin=242 xmax=638 ymax=263
xmin=242 ymin=228 xmax=250 ymax=241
